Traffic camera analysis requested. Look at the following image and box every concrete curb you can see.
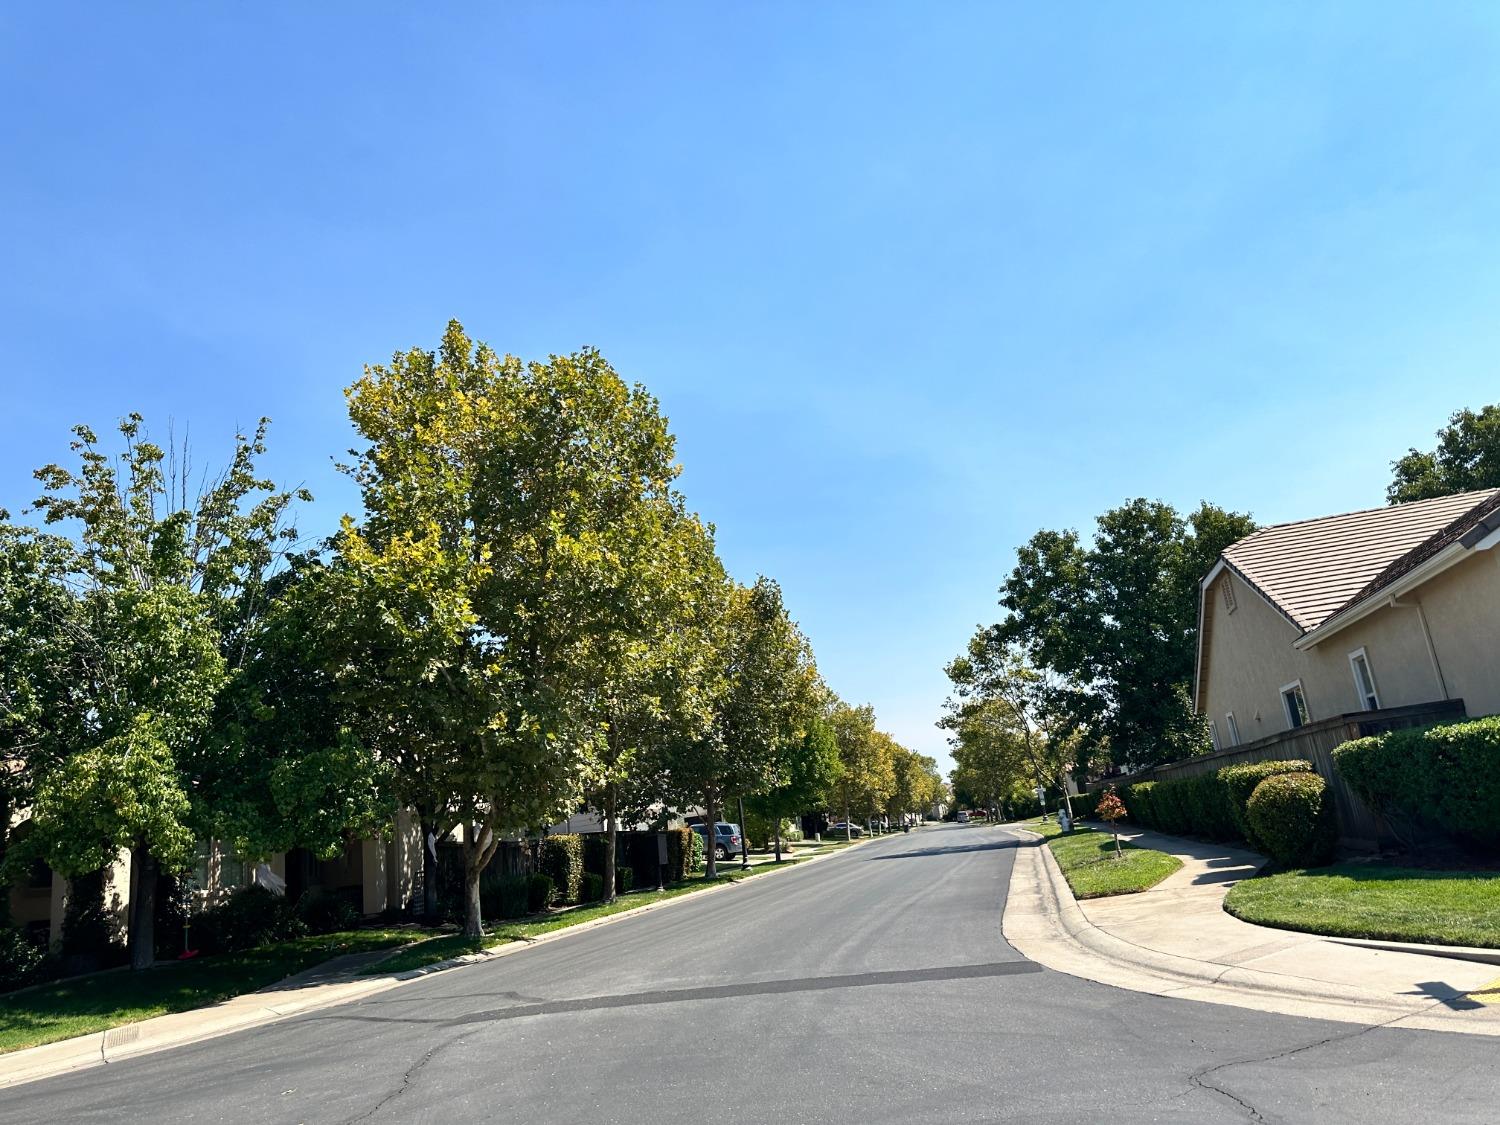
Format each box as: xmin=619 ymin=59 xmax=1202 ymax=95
xmin=1001 ymin=827 xmax=1500 ymax=1034
xmin=0 ymin=832 xmax=885 ymax=1089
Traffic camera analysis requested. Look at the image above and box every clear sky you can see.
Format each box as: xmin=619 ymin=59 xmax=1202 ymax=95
xmin=4 ymin=4 xmax=1499 ymax=774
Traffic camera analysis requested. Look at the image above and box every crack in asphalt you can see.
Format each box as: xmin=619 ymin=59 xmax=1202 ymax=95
xmin=1184 ymin=999 xmax=1456 ymax=1124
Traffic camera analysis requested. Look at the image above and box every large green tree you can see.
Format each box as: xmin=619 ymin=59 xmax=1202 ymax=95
xmin=340 ymin=321 xmax=695 ymax=934
xmin=1388 ymin=403 xmax=1500 ymax=503
xmin=991 ymin=499 xmax=1254 ymax=768
xmin=24 ymin=416 xmax=302 ymax=968
xmin=827 ymin=701 xmax=896 ymax=834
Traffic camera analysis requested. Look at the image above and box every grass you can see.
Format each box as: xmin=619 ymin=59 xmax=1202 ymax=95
xmin=1224 ymin=862 xmax=1500 ymax=949
xmin=369 ymin=846 xmax=855 ymax=975
xmin=1025 ymin=819 xmax=1182 ymax=899
xmin=0 ymin=928 xmax=415 ymax=1054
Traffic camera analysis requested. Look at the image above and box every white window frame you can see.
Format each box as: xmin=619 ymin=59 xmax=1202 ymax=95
xmin=1280 ymin=680 xmax=1310 ymax=729
xmin=1225 ymin=712 xmax=1241 ymax=746
xmin=1208 ymin=720 xmax=1220 ymax=751
xmin=1348 ymin=647 xmax=1380 ymax=711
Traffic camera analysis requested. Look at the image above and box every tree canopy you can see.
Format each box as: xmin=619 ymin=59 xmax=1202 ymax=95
xmin=1388 ymin=403 xmax=1500 ymax=504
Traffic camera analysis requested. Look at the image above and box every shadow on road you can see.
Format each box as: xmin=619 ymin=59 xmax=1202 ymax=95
xmin=861 ymin=839 xmax=1019 ymax=861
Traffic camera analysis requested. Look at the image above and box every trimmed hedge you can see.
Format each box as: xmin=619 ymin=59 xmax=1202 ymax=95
xmin=480 ymin=874 xmax=532 ymax=920
xmin=1066 ymin=791 xmax=1100 ymax=818
xmin=541 ymin=835 xmax=584 ymax=904
xmin=581 ymin=872 xmax=605 ymax=903
xmin=1333 ymin=717 xmax=1500 ymax=851
xmin=1115 ymin=764 xmax=1291 ymax=846
xmin=1219 ymin=760 xmax=1313 ymax=850
xmin=0 ymin=927 xmax=49 ymax=993
xmin=527 ymin=873 xmax=554 ymax=913
xmin=194 ymin=885 xmax=303 ymax=954
xmin=1246 ymin=771 xmax=1336 ymax=868
xmin=294 ymin=887 xmax=362 ymax=934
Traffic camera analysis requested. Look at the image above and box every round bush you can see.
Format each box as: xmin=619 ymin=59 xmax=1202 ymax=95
xmin=0 ymin=926 xmax=50 ymax=993
xmin=1246 ymin=772 xmax=1336 ymax=868
xmin=294 ymin=887 xmax=362 ymax=934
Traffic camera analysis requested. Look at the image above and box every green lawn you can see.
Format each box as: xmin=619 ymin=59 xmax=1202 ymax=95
xmin=0 ymin=928 xmax=415 ymax=1054
xmin=1224 ymin=863 xmax=1500 ymax=949
xmin=1025 ymin=820 xmax=1182 ymax=899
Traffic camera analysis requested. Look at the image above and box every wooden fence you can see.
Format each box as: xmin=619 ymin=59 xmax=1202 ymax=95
xmin=1114 ymin=699 xmax=1467 ymax=849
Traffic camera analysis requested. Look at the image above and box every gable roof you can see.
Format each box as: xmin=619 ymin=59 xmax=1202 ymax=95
xmin=1218 ymin=488 xmax=1500 ymax=634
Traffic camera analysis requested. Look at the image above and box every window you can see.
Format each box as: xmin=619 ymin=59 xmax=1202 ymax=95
xmin=1208 ymin=720 xmax=1220 ymax=751
xmin=1222 ymin=578 xmax=1237 ymax=614
xmin=1225 ymin=712 xmax=1241 ymax=746
xmin=1349 ymin=648 xmax=1380 ymax=711
xmin=1281 ymin=681 xmax=1310 ymax=729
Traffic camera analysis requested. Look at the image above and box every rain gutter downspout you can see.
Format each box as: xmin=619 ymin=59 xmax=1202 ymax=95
xmin=1389 ymin=595 xmax=1449 ymax=701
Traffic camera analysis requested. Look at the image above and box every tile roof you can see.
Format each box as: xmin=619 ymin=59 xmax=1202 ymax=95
xmin=1220 ymin=488 xmax=1500 ymax=633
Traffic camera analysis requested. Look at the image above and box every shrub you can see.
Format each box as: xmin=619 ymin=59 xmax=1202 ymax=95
xmin=541 ymin=835 xmax=584 ymax=904
xmin=527 ymin=873 xmax=554 ymax=914
xmin=195 ymin=885 xmax=303 ymax=954
xmin=1067 ymin=791 xmax=1099 ymax=818
xmin=1123 ymin=782 xmax=1157 ymax=829
xmin=0 ymin=926 xmax=50 ymax=993
xmin=480 ymin=874 xmax=532 ymax=921
xmin=1219 ymin=760 xmax=1313 ymax=850
xmin=581 ymin=872 xmax=605 ymax=903
xmin=294 ymin=887 xmax=362 ymax=934
xmin=1334 ymin=718 xmax=1500 ymax=851
xmin=1246 ymin=771 xmax=1336 ymax=868
xmin=616 ymin=866 xmax=634 ymax=894
xmin=664 ymin=827 xmax=695 ymax=883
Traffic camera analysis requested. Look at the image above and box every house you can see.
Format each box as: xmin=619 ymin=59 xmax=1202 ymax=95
xmin=1195 ymin=487 xmax=1500 ymax=748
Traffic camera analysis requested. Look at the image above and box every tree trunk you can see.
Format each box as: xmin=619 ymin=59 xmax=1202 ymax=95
xmin=704 ymin=790 xmax=718 ymax=879
xmin=129 ymin=845 xmax=156 ymax=970
xmin=773 ymin=819 xmax=782 ymax=863
xmin=461 ymin=820 xmax=499 ymax=939
xmin=420 ymin=817 xmax=439 ymax=924
xmin=603 ymin=784 xmax=618 ymax=905
xmin=845 ymin=793 xmax=852 ymax=841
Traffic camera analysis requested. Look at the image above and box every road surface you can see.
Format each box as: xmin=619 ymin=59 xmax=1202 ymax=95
xmin=5 ymin=824 xmax=1498 ymax=1123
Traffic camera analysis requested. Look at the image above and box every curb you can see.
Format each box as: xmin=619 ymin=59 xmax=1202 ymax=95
xmin=0 ymin=830 xmax=885 ymax=1089
xmin=1001 ymin=827 xmax=1500 ymax=1034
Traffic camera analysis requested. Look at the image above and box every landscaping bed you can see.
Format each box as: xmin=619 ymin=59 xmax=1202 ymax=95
xmin=1224 ymin=862 xmax=1500 ymax=949
xmin=1025 ymin=820 xmax=1182 ymax=899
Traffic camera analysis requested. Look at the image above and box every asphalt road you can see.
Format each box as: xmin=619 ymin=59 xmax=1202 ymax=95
xmin=5 ymin=824 xmax=1500 ymax=1124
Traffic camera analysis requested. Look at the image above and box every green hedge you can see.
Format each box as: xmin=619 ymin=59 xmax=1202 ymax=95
xmin=1246 ymin=771 xmax=1336 ymax=868
xmin=1219 ymin=760 xmax=1313 ymax=850
xmin=527 ymin=873 xmax=554 ymax=913
xmin=541 ymin=835 xmax=584 ymax=904
xmin=1333 ymin=717 xmax=1500 ymax=850
xmin=1116 ymin=764 xmax=1293 ymax=845
xmin=664 ymin=826 xmax=697 ymax=883
xmin=581 ymin=872 xmax=606 ymax=903
xmin=1066 ymin=791 xmax=1100 ymax=818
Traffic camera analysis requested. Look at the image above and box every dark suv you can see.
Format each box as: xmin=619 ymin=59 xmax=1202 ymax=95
xmin=691 ymin=821 xmax=743 ymax=860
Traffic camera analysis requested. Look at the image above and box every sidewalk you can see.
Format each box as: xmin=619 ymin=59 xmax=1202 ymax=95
xmin=1002 ymin=822 xmax=1500 ymax=1036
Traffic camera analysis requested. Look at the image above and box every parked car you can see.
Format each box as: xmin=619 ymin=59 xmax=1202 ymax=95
xmin=828 ymin=822 xmax=865 ymax=837
xmin=691 ymin=821 xmax=744 ymax=860
xmin=956 ymin=811 xmax=970 ymax=824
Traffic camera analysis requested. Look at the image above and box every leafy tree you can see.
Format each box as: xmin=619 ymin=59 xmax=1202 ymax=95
xmin=669 ymin=577 xmax=811 ymax=879
xmin=886 ymin=746 xmax=941 ymax=824
xmin=340 ymin=322 xmax=691 ymax=934
xmin=0 ymin=522 xmax=86 ymax=883
xmin=24 ymin=416 xmax=301 ymax=968
xmin=1388 ymin=404 xmax=1500 ymax=503
xmin=992 ymin=499 xmax=1254 ymax=768
xmin=828 ymin=701 xmax=896 ymax=835
xmin=748 ymin=715 xmax=842 ymax=862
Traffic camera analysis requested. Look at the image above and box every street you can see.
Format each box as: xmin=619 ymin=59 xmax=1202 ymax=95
xmin=5 ymin=824 xmax=1498 ymax=1124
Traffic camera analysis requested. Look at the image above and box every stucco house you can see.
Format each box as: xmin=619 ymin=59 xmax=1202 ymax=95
xmin=1195 ymin=487 xmax=1500 ymax=749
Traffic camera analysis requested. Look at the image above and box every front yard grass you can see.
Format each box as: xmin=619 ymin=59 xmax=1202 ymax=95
xmin=1025 ymin=820 xmax=1182 ymax=899
xmin=0 ymin=928 xmax=415 ymax=1054
xmin=1224 ymin=863 xmax=1500 ymax=948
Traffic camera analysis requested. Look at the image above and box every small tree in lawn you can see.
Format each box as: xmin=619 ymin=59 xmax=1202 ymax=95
xmin=1097 ymin=787 xmax=1126 ymax=858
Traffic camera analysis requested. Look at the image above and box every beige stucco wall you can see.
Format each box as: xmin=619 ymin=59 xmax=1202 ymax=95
xmin=1202 ymin=545 xmax=1500 ymax=741
xmin=1406 ymin=547 xmax=1500 ymax=718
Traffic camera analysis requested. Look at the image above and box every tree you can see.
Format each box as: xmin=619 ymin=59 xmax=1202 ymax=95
xmin=1388 ymin=404 xmax=1500 ymax=503
xmin=340 ymin=321 xmax=690 ymax=935
xmin=886 ymin=746 xmax=941 ymax=825
xmin=668 ymin=577 xmax=811 ymax=879
xmin=828 ymin=702 xmax=896 ymax=835
xmin=991 ymin=499 xmax=1254 ymax=768
xmin=748 ymin=715 xmax=841 ymax=862
xmin=24 ymin=416 xmax=301 ymax=968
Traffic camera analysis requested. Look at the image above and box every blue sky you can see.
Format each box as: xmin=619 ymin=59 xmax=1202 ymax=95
xmin=4 ymin=4 xmax=1500 ymax=773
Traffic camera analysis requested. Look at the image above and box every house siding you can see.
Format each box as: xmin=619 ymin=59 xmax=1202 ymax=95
xmin=1402 ymin=547 xmax=1500 ymax=718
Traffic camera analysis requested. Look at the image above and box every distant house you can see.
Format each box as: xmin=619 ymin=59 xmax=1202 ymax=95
xmin=1196 ymin=488 xmax=1500 ymax=748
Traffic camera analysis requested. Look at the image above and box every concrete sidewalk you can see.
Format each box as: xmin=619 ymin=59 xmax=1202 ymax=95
xmin=1002 ymin=822 xmax=1500 ymax=1036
